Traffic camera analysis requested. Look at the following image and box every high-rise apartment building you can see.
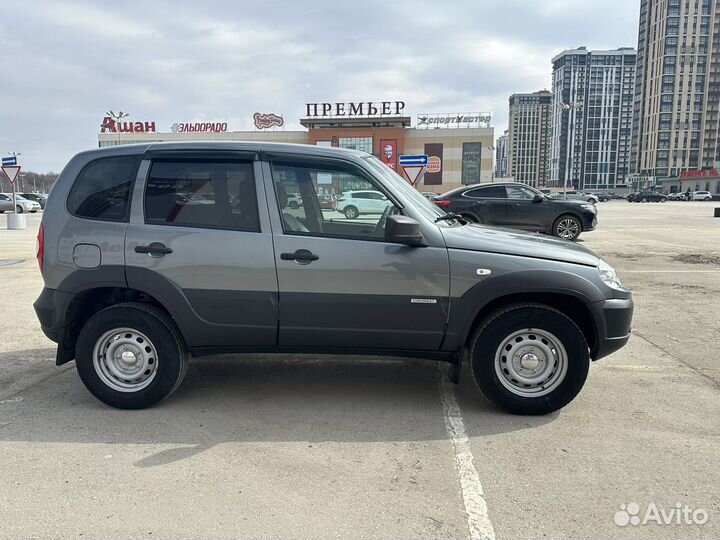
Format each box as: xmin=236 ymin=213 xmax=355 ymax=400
xmin=495 ymin=130 xmax=508 ymax=178
xmin=549 ymin=47 xmax=636 ymax=190
xmin=507 ymin=91 xmax=552 ymax=187
xmin=631 ymin=0 xmax=720 ymax=177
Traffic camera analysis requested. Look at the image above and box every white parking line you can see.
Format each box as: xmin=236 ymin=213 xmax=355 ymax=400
xmin=439 ymin=367 xmax=496 ymax=540
xmin=622 ymin=270 xmax=720 ymax=273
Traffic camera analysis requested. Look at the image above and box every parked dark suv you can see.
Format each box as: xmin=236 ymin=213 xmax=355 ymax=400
xmin=34 ymin=143 xmax=633 ymax=414
xmin=433 ymin=182 xmax=598 ymax=241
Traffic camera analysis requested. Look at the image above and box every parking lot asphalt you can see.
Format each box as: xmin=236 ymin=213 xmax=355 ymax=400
xmin=1 ymin=202 xmax=719 ymax=540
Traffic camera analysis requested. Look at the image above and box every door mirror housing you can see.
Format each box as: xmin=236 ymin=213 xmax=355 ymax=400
xmin=532 ymin=194 xmax=545 ymax=203
xmin=385 ymin=215 xmax=427 ymax=247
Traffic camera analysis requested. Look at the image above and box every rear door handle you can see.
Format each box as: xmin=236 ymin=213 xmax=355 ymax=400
xmin=135 ymin=242 xmax=173 ymax=256
xmin=280 ymin=249 xmax=319 ymax=263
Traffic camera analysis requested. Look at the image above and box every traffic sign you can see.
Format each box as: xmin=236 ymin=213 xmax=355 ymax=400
xmin=2 ymin=156 xmax=17 ymax=166
xmin=399 ymin=154 xmax=428 ymax=167
xmin=1 ymin=165 xmax=21 ymax=184
xmin=401 ymin=165 xmax=425 ymax=186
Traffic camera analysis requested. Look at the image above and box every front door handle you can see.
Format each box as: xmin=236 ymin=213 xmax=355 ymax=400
xmin=135 ymin=242 xmax=173 ymax=256
xmin=280 ymin=249 xmax=319 ymax=263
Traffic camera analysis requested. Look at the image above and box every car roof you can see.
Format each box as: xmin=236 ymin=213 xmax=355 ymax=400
xmin=437 ymin=182 xmax=533 ymax=198
xmin=71 ymin=141 xmax=372 ymax=162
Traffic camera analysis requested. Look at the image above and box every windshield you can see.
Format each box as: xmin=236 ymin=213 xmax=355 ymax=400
xmin=363 ymin=156 xmax=454 ymax=223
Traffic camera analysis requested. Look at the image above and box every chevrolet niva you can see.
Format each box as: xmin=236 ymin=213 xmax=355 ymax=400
xmin=34 ymin=142 xmax=633 ymax=414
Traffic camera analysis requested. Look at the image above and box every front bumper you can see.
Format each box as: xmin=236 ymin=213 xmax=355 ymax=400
xmin=582 ymin=212 xmax=598 ymax=232
xmin=591 ymin=296 xmax=634 ymax=360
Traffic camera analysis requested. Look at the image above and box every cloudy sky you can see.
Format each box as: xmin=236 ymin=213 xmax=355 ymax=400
xmin=0 ymin=0 xmax=639 ymax=173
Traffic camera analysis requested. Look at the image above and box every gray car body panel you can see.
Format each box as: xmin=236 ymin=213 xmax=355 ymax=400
xmin=35 ymin=142 xmax=632 ymax=365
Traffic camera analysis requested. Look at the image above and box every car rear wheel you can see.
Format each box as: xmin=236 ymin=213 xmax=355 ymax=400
xmin=289 ymin=201 xmax=299 ymax=209
xmin=469 ymin=304 xmax=590 ymax=415
xmin=75 ymin=302 xmax=189 ymax=409
xmin=552 ymin=215 xmax=582 ymax=241
xmin=343 ymin=206 xmax=359 ymax=219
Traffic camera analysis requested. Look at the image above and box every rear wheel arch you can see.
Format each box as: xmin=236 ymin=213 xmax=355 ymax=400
xmin=61 ymin=286 xmax=185 ymax=365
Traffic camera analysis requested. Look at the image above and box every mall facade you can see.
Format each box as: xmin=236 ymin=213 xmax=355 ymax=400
xmin=97 ymin=102 xmax=494 ymax=193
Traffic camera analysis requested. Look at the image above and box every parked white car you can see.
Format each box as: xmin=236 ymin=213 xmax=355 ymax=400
xmin=692 ymin=191 xmax=713 ymax=201
xmin=336 ymin=190 xmax=391 ymax=219
xmin=0 ymin=193 xmax=41 ymax=213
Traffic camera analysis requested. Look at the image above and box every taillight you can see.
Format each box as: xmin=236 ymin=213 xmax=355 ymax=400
xmin=433 ymin=199 xmax=452 ymax=207
xmin=36 ymin=223 xmax=44 ymax=273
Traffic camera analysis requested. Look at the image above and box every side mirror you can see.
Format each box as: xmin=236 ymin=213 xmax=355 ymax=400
xmin=385 ymin=215 xmax=427 ymax=247
xmin=532 ymin=194 xmax=545 ymax=203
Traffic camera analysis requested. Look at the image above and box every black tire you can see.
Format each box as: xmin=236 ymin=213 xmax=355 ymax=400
xmin=289 ymin=201 xmax=299 ymax=209
xmin=343 ymin=205 xmax=359 ymax=219
xmin=641 ymin=197 xmax=648 ymax=203
xmin=705 ymin=197 xmax=712 ymax=201
xmin=469 ymin=303 xmax=590 ymax=415
xmin=75 ymin=302 xmax=189 ymax=409
xmin=552 ymin=214 xmax=582 ymax=241
xmin=16 ymin=205 xmax=23 ymax=214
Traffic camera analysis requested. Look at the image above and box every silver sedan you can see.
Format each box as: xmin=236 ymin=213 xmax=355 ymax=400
xmin=0 ymin=193 xmax=41 ymax=213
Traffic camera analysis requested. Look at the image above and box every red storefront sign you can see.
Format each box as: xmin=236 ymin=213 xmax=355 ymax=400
xmin=379 ymin=139 xmax=397 ymax=170
xmin=680 ymin=169 xmax=719 ymax=178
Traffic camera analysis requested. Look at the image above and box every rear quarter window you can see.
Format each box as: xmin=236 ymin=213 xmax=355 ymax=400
xmin=67 ymin=156 xmax=140 ymax=221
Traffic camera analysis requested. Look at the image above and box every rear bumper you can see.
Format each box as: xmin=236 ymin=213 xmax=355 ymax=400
xmin=591 ymin=296 xmax=634 ymax=360
xmin=34 ymin=288 xmax=76 ymax=364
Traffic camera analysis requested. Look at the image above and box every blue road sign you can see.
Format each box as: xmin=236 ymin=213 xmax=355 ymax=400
xmin=399 ymin=154 xmax=428 ymax=166
xmin=2 ymin=157 xmax=17 ymax=166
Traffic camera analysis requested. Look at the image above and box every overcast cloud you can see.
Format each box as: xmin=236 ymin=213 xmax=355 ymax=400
xmin=0 ymin=0 xmax=639 ymax=172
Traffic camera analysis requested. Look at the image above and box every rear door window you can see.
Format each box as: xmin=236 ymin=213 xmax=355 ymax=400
xmin=145 ymin=161 xmax=259 ymax=231
xmin=466 ymin=186 xmax=507 ymax=198
xmin=67 ymin=156 xmax=140 ymax=221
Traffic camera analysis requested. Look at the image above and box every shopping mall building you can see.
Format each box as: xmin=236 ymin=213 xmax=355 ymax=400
xmin=97 ymin=101 xmax=494 ymax=193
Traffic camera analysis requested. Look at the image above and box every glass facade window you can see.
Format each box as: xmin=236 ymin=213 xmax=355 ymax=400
xmin=338 ymin=137 xmax=373 ymax=154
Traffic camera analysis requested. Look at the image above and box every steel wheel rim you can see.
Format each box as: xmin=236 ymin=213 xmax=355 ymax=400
xmin=494 ymin=328 xmax=568 ymax=397
xmin=557 ymin=219 xmax=579 ymax=239
xmin=92 ymin=327 xmax=158 ymax=392
xmin=346 ymin=208 xmax=357 ymax=218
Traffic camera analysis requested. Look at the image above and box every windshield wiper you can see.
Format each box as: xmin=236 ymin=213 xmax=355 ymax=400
xmin=434 ymin=213 xmax=467 ymax=224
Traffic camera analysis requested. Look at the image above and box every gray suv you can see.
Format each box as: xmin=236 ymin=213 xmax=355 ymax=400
xmin=34 ymin=142 xmax=633 ymax=414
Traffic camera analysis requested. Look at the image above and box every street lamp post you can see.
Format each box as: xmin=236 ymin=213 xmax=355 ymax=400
xmin=486 ymin=145 xmax=496 ymax=183
xmin=105 ymin=110 xmax=130 ymax=145
xmin=560 ymin=101 xmax=583 ymax=199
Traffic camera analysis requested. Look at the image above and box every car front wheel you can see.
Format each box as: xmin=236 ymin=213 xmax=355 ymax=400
xmin=75 ymin=302 xmax=189 ymax=409
xmin=469 ymin=303 xmax=590 ymax=415
xmin=552 ymin=215 xmax=582 ymax=241
xmin=15 ymin=205 xmax=23 ymax=214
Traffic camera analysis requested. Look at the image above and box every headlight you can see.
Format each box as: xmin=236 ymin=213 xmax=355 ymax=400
xmin=580 ymin=203 xmax=596 ymax=211
xmin=598 ymin=260 xmax=624 ymax=290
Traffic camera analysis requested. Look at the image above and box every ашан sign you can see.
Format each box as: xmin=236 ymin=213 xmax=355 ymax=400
xmin=101 ymin=117 xmax=156 ymax=133
xmin=305 ymin=101 xmax=405 ymax=118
